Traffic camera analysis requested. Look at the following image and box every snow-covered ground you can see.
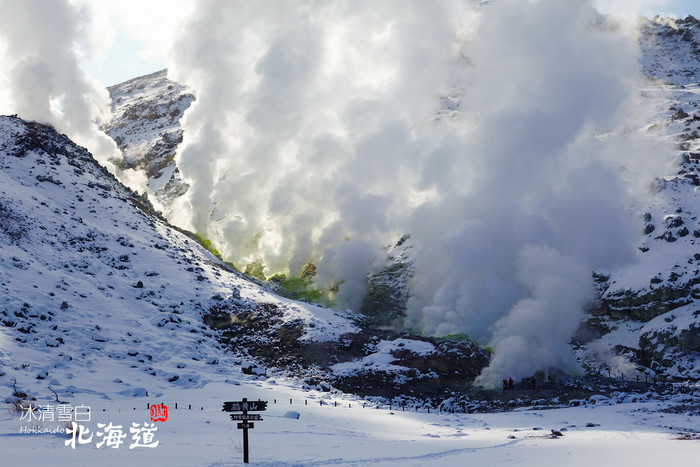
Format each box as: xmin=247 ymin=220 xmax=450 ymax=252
xmin=1 ymin=374 xmax=698 ymax=466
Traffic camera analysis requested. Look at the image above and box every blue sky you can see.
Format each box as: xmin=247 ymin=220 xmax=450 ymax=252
xmin=670 ymin=0 xmax=700 ymax=17
xmin=642 ymin=0 xmax=700 ymax=17
xmin=82 ymin=23 xmax=163 ymax=87
xmin=594 ymin=0 xmax=700 ymax=19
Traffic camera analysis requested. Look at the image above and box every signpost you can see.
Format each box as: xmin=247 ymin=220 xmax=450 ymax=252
xmin=223 ymin=398 xmax=267 ymax=463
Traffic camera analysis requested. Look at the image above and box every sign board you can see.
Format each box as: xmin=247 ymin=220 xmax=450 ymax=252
xmin=225 ymin=397 xmax=267 ymax=464
xmin=223 ymin=400 xmax=268 ymax=412
xmin=230 ymin=413 xmax=262 ymax=421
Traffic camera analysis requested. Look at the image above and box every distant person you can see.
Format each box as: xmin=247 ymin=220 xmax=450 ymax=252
xmin=508 ymin=378 xmax=513 ymax=390
xmin=503 ymin=379 xmax=508 ymax=392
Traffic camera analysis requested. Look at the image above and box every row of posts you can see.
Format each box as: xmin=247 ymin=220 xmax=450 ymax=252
xmin=272 ymin=398 xmax=445 ymax=413
xmin=129 ymin=400 xmax=452 ymax=414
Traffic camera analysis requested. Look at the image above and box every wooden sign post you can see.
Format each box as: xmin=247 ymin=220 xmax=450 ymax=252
xmin=222 ymin=398 xmax=267 ymax=463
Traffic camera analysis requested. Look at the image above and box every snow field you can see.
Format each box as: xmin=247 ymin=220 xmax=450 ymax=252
xmin=2 ymin=376 xmax=698 ymax=466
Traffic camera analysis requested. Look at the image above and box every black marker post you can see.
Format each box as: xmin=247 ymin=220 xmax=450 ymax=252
xmin=223 ymin=397 xmax=267 ymax=463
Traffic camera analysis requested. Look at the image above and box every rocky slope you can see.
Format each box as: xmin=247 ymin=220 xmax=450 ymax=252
xmin=573 ymin=15 xmax=700 ymax=381
xmin=100 ymin=69 xmax=194 ymax=218
xmin=0 ymin=115 xmax=489 ymax=401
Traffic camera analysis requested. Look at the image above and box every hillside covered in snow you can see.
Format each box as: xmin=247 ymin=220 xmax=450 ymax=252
xmin=0 ymin=114 xmax=494 ymax=406
xmin=575 ymin=15 xmax=700 ymax=381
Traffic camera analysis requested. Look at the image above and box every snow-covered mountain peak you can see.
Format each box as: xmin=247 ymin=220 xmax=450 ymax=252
xmin=641 ymin=15 xmax=700 ymax=85
xmin=100 ymin=69 xmax=194 ymax=218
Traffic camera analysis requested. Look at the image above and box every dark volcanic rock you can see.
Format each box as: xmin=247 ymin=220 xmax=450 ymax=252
xmin=202 ymin=296 xmax=489 ymax=398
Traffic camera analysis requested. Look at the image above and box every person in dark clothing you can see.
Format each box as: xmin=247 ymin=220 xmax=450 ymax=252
xmin=503 ymin=379 xmax=508 ymax=392
xmin=508 ymin=378 xmax=513 ymax=390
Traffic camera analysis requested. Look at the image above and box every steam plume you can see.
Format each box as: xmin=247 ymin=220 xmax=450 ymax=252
xmin=170 ymin=0 xmax=474 ymax=313
xmin=0 ymin=0 xmax=119 ymax=169
xmin=170 ymin=0 xmax=671 ymax=384
xmin=0 ymin=0 xmax=662 ymax=385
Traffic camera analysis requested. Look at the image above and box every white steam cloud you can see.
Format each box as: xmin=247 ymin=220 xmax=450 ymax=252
xmin=0 ymin=0 xmax=671 ymax=385
xmin=404 ymin=0 xmax=671 ymax=385
xmin=169 ymin=0 xmax=670 ymax=385
xmin=0 ymin=0 xmax=119 ymax=169
xmin=169 ymin=0 xmax=476 ymax=313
